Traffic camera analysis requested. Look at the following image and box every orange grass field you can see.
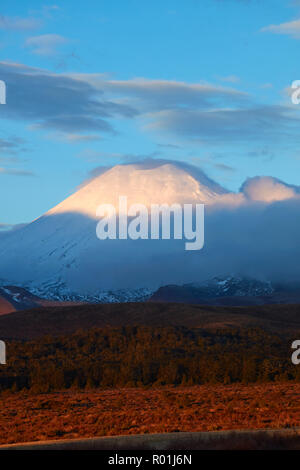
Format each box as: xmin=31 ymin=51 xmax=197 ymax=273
xmin=0 ymin=383 xmax=299 ymax=445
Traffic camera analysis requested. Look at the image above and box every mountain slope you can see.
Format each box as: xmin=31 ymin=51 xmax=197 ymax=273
xmin=149 ymin=277 xmax=300 ymax=305
xmin=0 ymin=162 xmax=228 ymax=295
xmin=47 ymin=162 xmax=228 ymax=218
xmin=1 ymin=160 xmax=300 ymax=297
xmin=0 ymin=286 xmax=88 ymax=315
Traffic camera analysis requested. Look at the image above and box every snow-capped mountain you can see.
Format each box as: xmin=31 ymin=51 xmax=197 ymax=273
xmin=0 ymin=161 xmax=228 ymax=296
xmin=0 ymin=160 xmax=300 ymax=300
xmin=150 ymin=277 xmax=275 ymax=304
xmin=188 ymin=276 xmax=274 ymax=297
xmin=28 ymin=284 xmax=154 ymax=303
xmin=149 ymin=277 xmax=300 ymax=305
xmin=46 ymin=161 xmax=228 ymax=218
xmin=28 ymin=276 xmax=275 ymax=304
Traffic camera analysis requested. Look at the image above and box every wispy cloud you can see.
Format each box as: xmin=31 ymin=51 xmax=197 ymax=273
xmin=0 ymin=136 xmax=27 ymax=155
xmin=84 ymin=76 xmax=300 ymax=144
xmin=0 ymin=62 xmax=136 ymax=135
xmin=260 ymin=83 xmax=273 ymax=89
xmin=247 ymin=147 xmax=274 ymax=159
xmin=77 ymin=149 xmax=160 ymax=163
xmin=1 ymin=62 xmax=300 ymax=148
xmin=218 ymin=75 xmax=240 ymax=83
xmin=0 ymin=136 xmax=30 ymax=175
xmin=0 ymin=15 xmax=41 ymax=31
xmin=261 ymin=18 xmax=300 ymax=39
xmin=97 ymin=77 xmax=248 ymax=111
xmin=157 ymin=143 xmax=181 ymax=149
xmin=145 ymin=105 xmax=300 ymax=144
xmin=47 ymin=132 xmax=102 ymax=143
xmin=0 ymin=167 xmax=35 ymax=176
xmin=25 ymin=34 xmax=69 ymax=56
xmin=213 ymin=162 xmax=236 ymax=173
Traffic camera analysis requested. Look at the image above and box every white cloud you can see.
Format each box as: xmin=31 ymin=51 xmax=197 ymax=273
xmin=261 ymin=19 xmax=300 ymax=39
xmin=241 ymin=176 xmax=299 ymax=202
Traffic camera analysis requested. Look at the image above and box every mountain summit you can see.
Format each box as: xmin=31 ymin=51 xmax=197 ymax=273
xmin=47 ymin=161 xmax=228 ymax=218
xmin=0 ymin=160 xmax=299 ymax=298
xmin=0 ymin=161 xmax=226 ymax=296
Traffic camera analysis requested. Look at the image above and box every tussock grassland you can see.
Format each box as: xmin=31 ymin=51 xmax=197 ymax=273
xmin=1 ymin=383 xmax=300 ymax=445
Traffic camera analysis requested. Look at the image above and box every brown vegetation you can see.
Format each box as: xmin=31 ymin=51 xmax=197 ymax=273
xmin=0 ymin=383 xmax=300 ymax=445
xmin=1 ymin=302 xmax=299 ymax=446
xmin=0 ymin=326 xmax=297 ymax=392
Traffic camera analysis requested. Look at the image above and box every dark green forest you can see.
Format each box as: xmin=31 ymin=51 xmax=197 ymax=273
xmin=0 ymin=326 xmax=298 ymax=393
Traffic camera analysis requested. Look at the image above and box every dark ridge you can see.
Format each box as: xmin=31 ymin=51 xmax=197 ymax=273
xmin=1 ymin=301 xmax=300 ymax=340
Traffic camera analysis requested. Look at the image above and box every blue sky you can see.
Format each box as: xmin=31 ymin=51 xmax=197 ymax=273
xmin=1 ymin=0 xmax=300 ymax=225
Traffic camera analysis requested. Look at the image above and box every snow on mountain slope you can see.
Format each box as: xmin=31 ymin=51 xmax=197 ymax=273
xmin=46 ymin=161 xmax=228 ymax=218
xmin=1 ymin=160 xmax=300 ymax=298
xmin=0 ymin=162 xmax=228 ymax=296
xmin=0 ymin=285 xmax=88 ymax=314
xmin=149 ymin=276 xmax=277 ymax=305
